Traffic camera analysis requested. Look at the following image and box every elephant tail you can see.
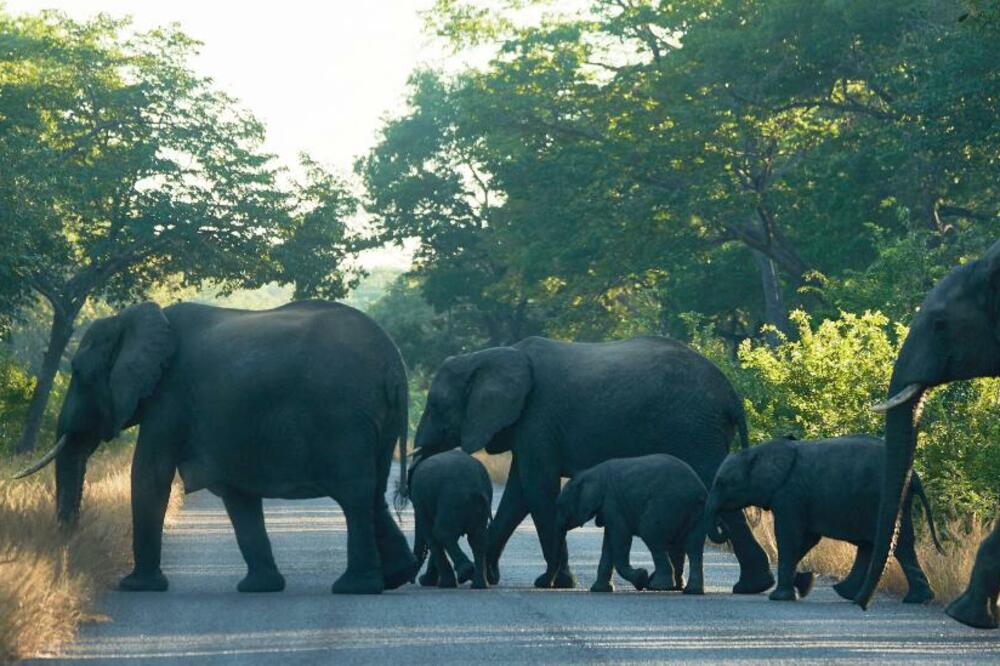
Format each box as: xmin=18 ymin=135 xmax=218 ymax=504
xmin=911 ymin=473 xmax=945 ymax=555
xmin=392 ymin=373 xmax=410 ymax=514
xmin=732 ymin=399 xmax=750 ymax=450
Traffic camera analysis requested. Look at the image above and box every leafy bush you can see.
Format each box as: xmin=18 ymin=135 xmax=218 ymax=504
xmin=0 ymin=350 xmax=34 ymax=455
xmin=695 ymin=310 xmax=1000 ymax=519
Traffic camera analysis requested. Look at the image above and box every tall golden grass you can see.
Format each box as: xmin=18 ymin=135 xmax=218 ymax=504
xmin=748 ymin=510 xmax=987 ymax=603
xmin=0 ymin=446 xmax=182 ymax=661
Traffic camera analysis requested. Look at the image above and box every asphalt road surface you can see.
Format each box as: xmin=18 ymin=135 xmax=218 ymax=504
xmin=35 ymin=469 xmax=1000 ymax=665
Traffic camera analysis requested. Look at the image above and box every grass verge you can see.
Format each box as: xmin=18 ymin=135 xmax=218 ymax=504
xmin=0 ymin=446 xmax=183 ymax=661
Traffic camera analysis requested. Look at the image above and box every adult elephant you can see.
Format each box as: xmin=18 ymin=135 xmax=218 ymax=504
xmin=856 ymin=238 xmax=1000 ymax=628
xmin=413 ymin=335 xmax=774 ymax=593
xmin=15 ymin=300 xmax=417 ymax=595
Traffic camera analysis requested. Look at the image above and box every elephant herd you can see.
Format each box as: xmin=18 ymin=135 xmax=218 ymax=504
xmin=14 ymin=239 xmax=1000 ymax=631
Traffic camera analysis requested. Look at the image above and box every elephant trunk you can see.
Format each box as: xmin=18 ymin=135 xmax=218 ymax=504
xmin=55 ymin=442 xmax=89 ymax=527
xmin=704 ymin=493 xmax=727 ymax=544
xmin=855 ymin=383 xmax=926 ymax=608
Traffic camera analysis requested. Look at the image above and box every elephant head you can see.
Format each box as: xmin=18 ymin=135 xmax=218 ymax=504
xmin=15 ymin=302 xmax=175 ymax=525
xmin=555 ymin=470 xmax=605 ymax=533
xmin=856 ymin=239 xmax=1000 ymax=608
xmin=414 ymin=347 xmax=532 ymax=457
xmin=704 ymin=440 xmax=797 ymax=543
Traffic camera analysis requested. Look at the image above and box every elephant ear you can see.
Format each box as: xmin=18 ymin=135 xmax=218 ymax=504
xmin=107 ymin=302 xmax=176 ymax=437
xmin=747 ymin=441 xmax=797 ymax=499
xmin=576 ymin=475 xmax=605 ymax=525
xmin=460 ymin=348 xmax=532 ymax=454
xmin=980 ymin=240 xmax=1000 ymax=336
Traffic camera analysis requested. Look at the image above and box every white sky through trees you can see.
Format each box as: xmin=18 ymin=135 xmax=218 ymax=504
xmin=6 ymin=0 xmax=444 ymax=269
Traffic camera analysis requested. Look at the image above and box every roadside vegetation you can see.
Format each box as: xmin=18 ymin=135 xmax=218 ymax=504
xmin=0 ymin=446 xmax=183 ymax=661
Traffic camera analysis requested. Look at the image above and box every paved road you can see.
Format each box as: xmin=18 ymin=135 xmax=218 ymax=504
xmin=35 ymin=471 xmax=1000 ymax=665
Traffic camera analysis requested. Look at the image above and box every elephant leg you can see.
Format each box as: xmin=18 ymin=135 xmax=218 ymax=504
xmin=331 ymin=487 xmax=383 ymax=595
xmin=947 ymin=520 xmax=1000 ymax=629
xmin=221 ymin=490 xmax=285 ymax=593
xmin=444 ymin=538 xmax=475 ymax=584
xmin=374 ymin=500 xmax=418 ymax=590
xmin=683 ymin=526 xmax=705 ymax=595
xmin=769 ymin=516 xmax=804 ymax=601
xmin=120 ymin=434 xmax=174 ymax=592
xmin=432 ymin=541 xmax=457 ymax=588
xmin=590 ymin=529 xmax=615 ymax=593
xmin=520 ymin=461 xmax=575 ymax=589
xmin=645 ymin=540 xmax=676 ymax=591
xmin=609 ymin=528 xmax=648 ymax=591
xmin=793 ymin=533 xmax=820 ymax=599
xmin=720 ymin=508 xmax=775 ymax=595
xmin=833 ymin=543 xmax=872 ymax=601
xmin=895 ymin=508 xmax=935 ymax=604
xmin=468 ymin=523 xmax=489 ymax=590
xmin=486 ymin=458 xmax=530 ymax=585
xmin=419 ymin=557 xmax=440 ymax=587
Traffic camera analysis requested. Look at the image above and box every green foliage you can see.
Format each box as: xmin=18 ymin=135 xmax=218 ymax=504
xmin=695 ymin=310 xmax=1000 ymax=518
xmin=0 ymin=350 xmax=33 ymax=454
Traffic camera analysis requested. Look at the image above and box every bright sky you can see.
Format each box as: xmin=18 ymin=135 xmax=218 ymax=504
xmin=6 ymin=0 xmax=445 ymax=269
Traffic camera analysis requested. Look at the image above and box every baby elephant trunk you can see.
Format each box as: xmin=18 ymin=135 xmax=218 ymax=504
xmin=703 ymin=494 xmax=728 ymax=544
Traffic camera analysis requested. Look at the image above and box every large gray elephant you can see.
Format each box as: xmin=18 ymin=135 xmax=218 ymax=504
xmin=856 ymin=238 xmax=1000 ymax=627
xmin=413 ymin=335 xmax=774 ymax=593
xmin=15 ymin=300 xmax=418 ymax=595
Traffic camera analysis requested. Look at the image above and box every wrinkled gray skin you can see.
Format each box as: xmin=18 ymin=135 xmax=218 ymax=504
xmin=554 ymin=454 xmax=721 ymax=595
xmin=857 ymin=239 xmax=1000 ymax=629
xmin=26 ymin=301 xmax=417 ymax=595
xmin=707 ymin=436 xmax=943 ymax=603
xmin=409 ymin=450 xmax=493 ymax=589
xmin=414 ymin=336 xmax=773 ymax=594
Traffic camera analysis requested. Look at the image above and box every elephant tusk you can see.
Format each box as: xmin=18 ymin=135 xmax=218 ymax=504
xmin=12 ymin=435 xmax=67 ymax=479
xmin=872 ymin=383 xmax=923 ymax=412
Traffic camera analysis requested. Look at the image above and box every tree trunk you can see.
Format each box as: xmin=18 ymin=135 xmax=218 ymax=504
xmin=752 ymin=249 xmax=789 ymax=346
xmin=15 ymin=306 xmax=76 ymax=454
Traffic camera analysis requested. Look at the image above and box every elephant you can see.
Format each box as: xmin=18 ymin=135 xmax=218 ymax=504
xmin=856 ymin=238 xmax=1000 ymax=627
xmin=413 ymin=335 xmax=774 ymax=594
xmin=14 ymin=300 xmax=418 ymax=595
xmin=707 ymin=435 xmax=943 ymax=602
xmin=553 ymin=454 xmax=721 ymax=595
xmin=409 ymin=449 xmax=493 ymax=589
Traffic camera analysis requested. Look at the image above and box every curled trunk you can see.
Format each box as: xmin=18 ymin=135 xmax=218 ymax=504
xmin=704 ymin=495 xmax=728 ymax=544
xmin=855 ymin=388 xmax=925 ymax=608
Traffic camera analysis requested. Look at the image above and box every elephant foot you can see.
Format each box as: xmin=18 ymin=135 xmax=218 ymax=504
xmin=733 ymin=569 xmax=775 ymax=595
xmin=903 ymin=585 xmax=935 ymax=605
xmin=832 ymin=578 xmax=860 ymax=601
xmin=486 ymin=559 xmax=500 ymax=586
xmin=590 ymin=580 xmax=614 ymax=593
xmin=535 ymin=569 xmax=577 ymax=589
xmin=332 ymin=570 xmax=384 ymax=595
xmin=237 ymin=569 xmax=286 ymax=593
xmin=437 ymin=573 xmax=458 ymax=588
xmin=455 ymin=561 xmax=476 ymax=585
xmin=418 ymin=570 xmax=439 ymax=587
xmin=946 ymin=590 xmax=999 ymax=629
xmin=648 ymin=569 xmax=682 ymax=591
xmin=383 ymin=557 xmax=419 ymax=591
xmin=471 ymin=576 xmax=488 ymax=590
xmin=794 ymin=571 xmax=815 ymax=599
xmin=119 ymin=569 xmax=169 ymax=592
xmin=630 ymin=568 xmax=650 ymax=592
xmin=682 ymin=583 xmax=704 ymax=595
xmin=768 ymin=586 xmax=797 ymax=601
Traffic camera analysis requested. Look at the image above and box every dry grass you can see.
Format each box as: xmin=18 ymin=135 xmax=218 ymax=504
xmin=0 ymin=446 xmax=183 ymax=662
xmin=472 ymin=451 xmax=512 ymax=485
xmin=748 ymin=509 xmax=988 ymax=603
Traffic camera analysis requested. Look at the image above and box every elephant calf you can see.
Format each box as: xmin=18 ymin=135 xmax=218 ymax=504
xmin=706 ymin=435 xmax=944 ymax=602
xmin=410 ymin=450 xmax=493 ymax=589
xmin=553 ymin=454 xmax=720 ymax=595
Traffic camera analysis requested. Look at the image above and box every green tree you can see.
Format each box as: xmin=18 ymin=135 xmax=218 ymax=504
xmin=0 ymin=11 xmax=355 ymax=453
